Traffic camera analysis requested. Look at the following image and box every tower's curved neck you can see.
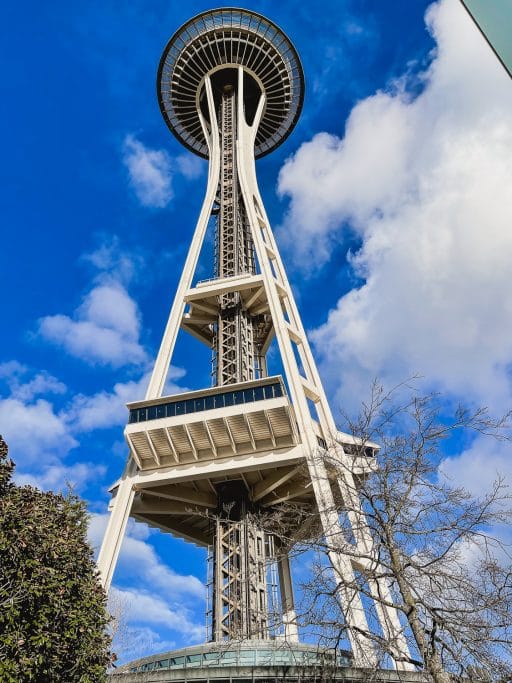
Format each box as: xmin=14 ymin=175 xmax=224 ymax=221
xmin=205 ymin=69 xmax=266 ymax=387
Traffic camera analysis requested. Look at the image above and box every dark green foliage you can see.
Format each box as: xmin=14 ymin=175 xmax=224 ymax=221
xmin=0 ymin=435 xmax=111 ymax=682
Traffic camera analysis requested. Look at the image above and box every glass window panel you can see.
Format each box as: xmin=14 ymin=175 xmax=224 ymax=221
xmin=254 ymin=386 xmax=264 ymax=400
xmin=166 ymin=402 xmax=176 ymax=418
xmin=203 ymin=652 xmax=220 ymax=661
xmin=263 ymin=385 xmax=274 ymax=399
xmin=204 ymin=395 xmax=215 ymax=410
xmin=220 ymin=650 xmax=236 ymax=661
xmin=128 ymin=411 xmax=137 ymax=424
xmin=214 ymin=394 xmax=225 ymax=409
xmin=243 ymin=388 xmax=254 ymax=403
xmin=170 ymin=656 xmax=185 ymax=666
xmin=239 ymin=651 xmax=256 ymax=663
xmin=194 ymin=398 xmax=205 ymax=412
xmin=273 ymin=383 xmax=283 ymax=397
xmin=148 ymin=406 xmax=157 ymax=420
xmin=138 ymin=408 xmax=147 ymax=422
xmin=223 ymin=392 xmax=234 ymax=407
xmin=233 ymin=390 xmax=244 ymax=405
xmin=156 ymin=405 xmax=166 ymax=419
xmin=175 ymin=401 xmax=185 ymax=415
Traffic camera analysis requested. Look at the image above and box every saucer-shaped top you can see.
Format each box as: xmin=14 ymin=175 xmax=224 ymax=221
xmin=157 ymin=8 xmax=304 ymax=159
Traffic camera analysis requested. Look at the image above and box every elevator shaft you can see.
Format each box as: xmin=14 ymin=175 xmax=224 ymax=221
xmin=213 ymin=83 xmax=258 ymax=387
xmin=210 ymin=80 xmax=271 ymax=641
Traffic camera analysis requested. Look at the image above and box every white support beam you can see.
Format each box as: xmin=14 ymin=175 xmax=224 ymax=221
xmin=132 ymin=497 xmax=204 ymax=515
xmin=184 ymin=273 xmax=264 ymax=302
xmin=244 ymin=285 xmax=264 ymax=310
xmin=125 ymin=434 xmax=142 ymax=470
xmin=301 ymin=377 xmax=321 ymax=403
xmin=264 ymin=410 xmax=276 ymax=448
xmin=223 ymin=417 xmax=237 ymax=454
xmin=242 ymin=413 xmax=256 ymax=450
xmin=145 ymin=431 xmax=161 ymax=467
xmin=182 ymin=423 xmax=198 ymax=460
xmin=188 ymin=300 xmax=218 ymax=316
xmin=252 ymin=465 xmax=301 ymax=502
xmin=260 ymin=480 xmax=306 ymax=506
xmin=164 ymin=427 xmax=179 ymax=462
xmin=203 ymin=420 xmax=217 ymax=457
xmin=140 ymin=484 xmax=216 ymax=508
xmin=181 ymin=323 xmax=212 ymax=346
xmin=285 ymin=322 xmax=303 ymax=345
xmin=182 ymin=314 xmax=216 ymax=325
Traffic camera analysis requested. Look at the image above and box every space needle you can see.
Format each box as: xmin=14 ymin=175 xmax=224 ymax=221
xmin=99 ymin=9 xmax=424 ymax=680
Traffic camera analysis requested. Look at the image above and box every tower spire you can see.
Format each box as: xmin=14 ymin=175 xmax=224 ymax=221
xmin=97 ymin=8 xmax=414 ymax=670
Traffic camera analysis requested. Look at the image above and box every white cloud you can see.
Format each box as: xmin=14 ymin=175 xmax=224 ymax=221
xmin=440 ymin=438 xmax=512 ymax=497
xmin=0 ymin=397 xmax=77 ymax=464
xmin=111 ymin=587 xmax=203 ymax=639
xmin=90 ymin=514 xmax=205 ymax=650
xmin=66 ymin=366 xmax=187 ymax=432
xmin=123 ymin=135 xmax=173 ymax=208
xmin=122 ymin=135 xmax=204 ymax=209
xmin=0 ymin=382 xmax=103 ymax=493
xmin=0 ymin=361 xmax=66 ymax=402
xmin=175 ymin=153 xmax=203 ymax=180
xmin=67 ymin=375 xmax=149 ymax=432
xmin=89 ymin=513 xmax=204 ymax=599
xmin=15 ymin=462 xmax=106 ymax=493
xmin=119 ymin=533 xmax=204 ymax=598
xmin=278 ymin=0 xmax=512 ymax=412
xmin=39 ymin=282 xmax=146 ymax=368
xmin=82 ymin=236 xmax=145 ymax=285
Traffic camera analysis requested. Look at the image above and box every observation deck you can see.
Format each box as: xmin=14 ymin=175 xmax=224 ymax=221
xmin=157 ymin=8 xmax=304 ymax=158
xmin=119 ymin=377 xmax=377 ymax=547
xmin=125 ymin=376 xmax=298 ymax=471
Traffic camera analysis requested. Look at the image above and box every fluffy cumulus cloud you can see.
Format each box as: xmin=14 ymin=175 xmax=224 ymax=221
xmin=440 ymin=437 xmax=512 ymax=497
xmin=0 ymin=364 xmax=105 ymax=491
xmin=122 ymin=134 xmax=202 ymax=209
xmin=123 ymin=134 xmax=172 ymax=208
xmin=66 ymin=366 xmax=187 ymax=432
xmin=89 ymin=515 xmax=204 ymax=655
xmin=0 ymin=361 xmax=66 ymax=402
xmin=38 ymin=281 xmax=146 ymax=368
xmin=0 ymin=396 xmax=77 ymax=465
xmin=15 ymin=462 xmax=106 ymax=492
xmin=111 ymin=588 xmax=202 ymax=637
xmin=89 ymin=514 xmax=203 ymax=599
xmin=278 ymin=0 xmax=512 ymax=412
xmin=82 ymin=236 xmax=145 ymax=286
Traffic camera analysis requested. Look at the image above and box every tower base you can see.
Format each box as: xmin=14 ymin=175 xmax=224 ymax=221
xmin=110 ymin=642 xmax=429 ymax=682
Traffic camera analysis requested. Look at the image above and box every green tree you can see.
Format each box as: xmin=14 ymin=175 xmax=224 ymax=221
xmin=0 ymin=435 xmax=111 ymax=682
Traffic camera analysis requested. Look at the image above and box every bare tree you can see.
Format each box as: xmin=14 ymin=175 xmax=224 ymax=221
xmin=264 ymin=383 xmax=512 ymax=683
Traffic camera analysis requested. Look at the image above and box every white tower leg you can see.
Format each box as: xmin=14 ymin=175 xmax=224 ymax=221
xmin=97 ymin=472 xmax=135 ymax=591
xmin=277 ymin=554 xmax=299 ymax=642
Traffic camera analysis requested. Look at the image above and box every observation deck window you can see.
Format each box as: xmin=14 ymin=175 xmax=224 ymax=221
xmin=128 ymin=379 xmax=286 ymax=425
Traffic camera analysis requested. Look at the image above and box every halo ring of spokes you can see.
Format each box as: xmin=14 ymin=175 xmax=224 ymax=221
xmin=157 ymin=8 xmax=305 ymax=159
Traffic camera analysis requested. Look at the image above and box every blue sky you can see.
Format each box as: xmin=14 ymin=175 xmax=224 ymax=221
xmin=1 ymin=0 xmax=511 ymax=662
